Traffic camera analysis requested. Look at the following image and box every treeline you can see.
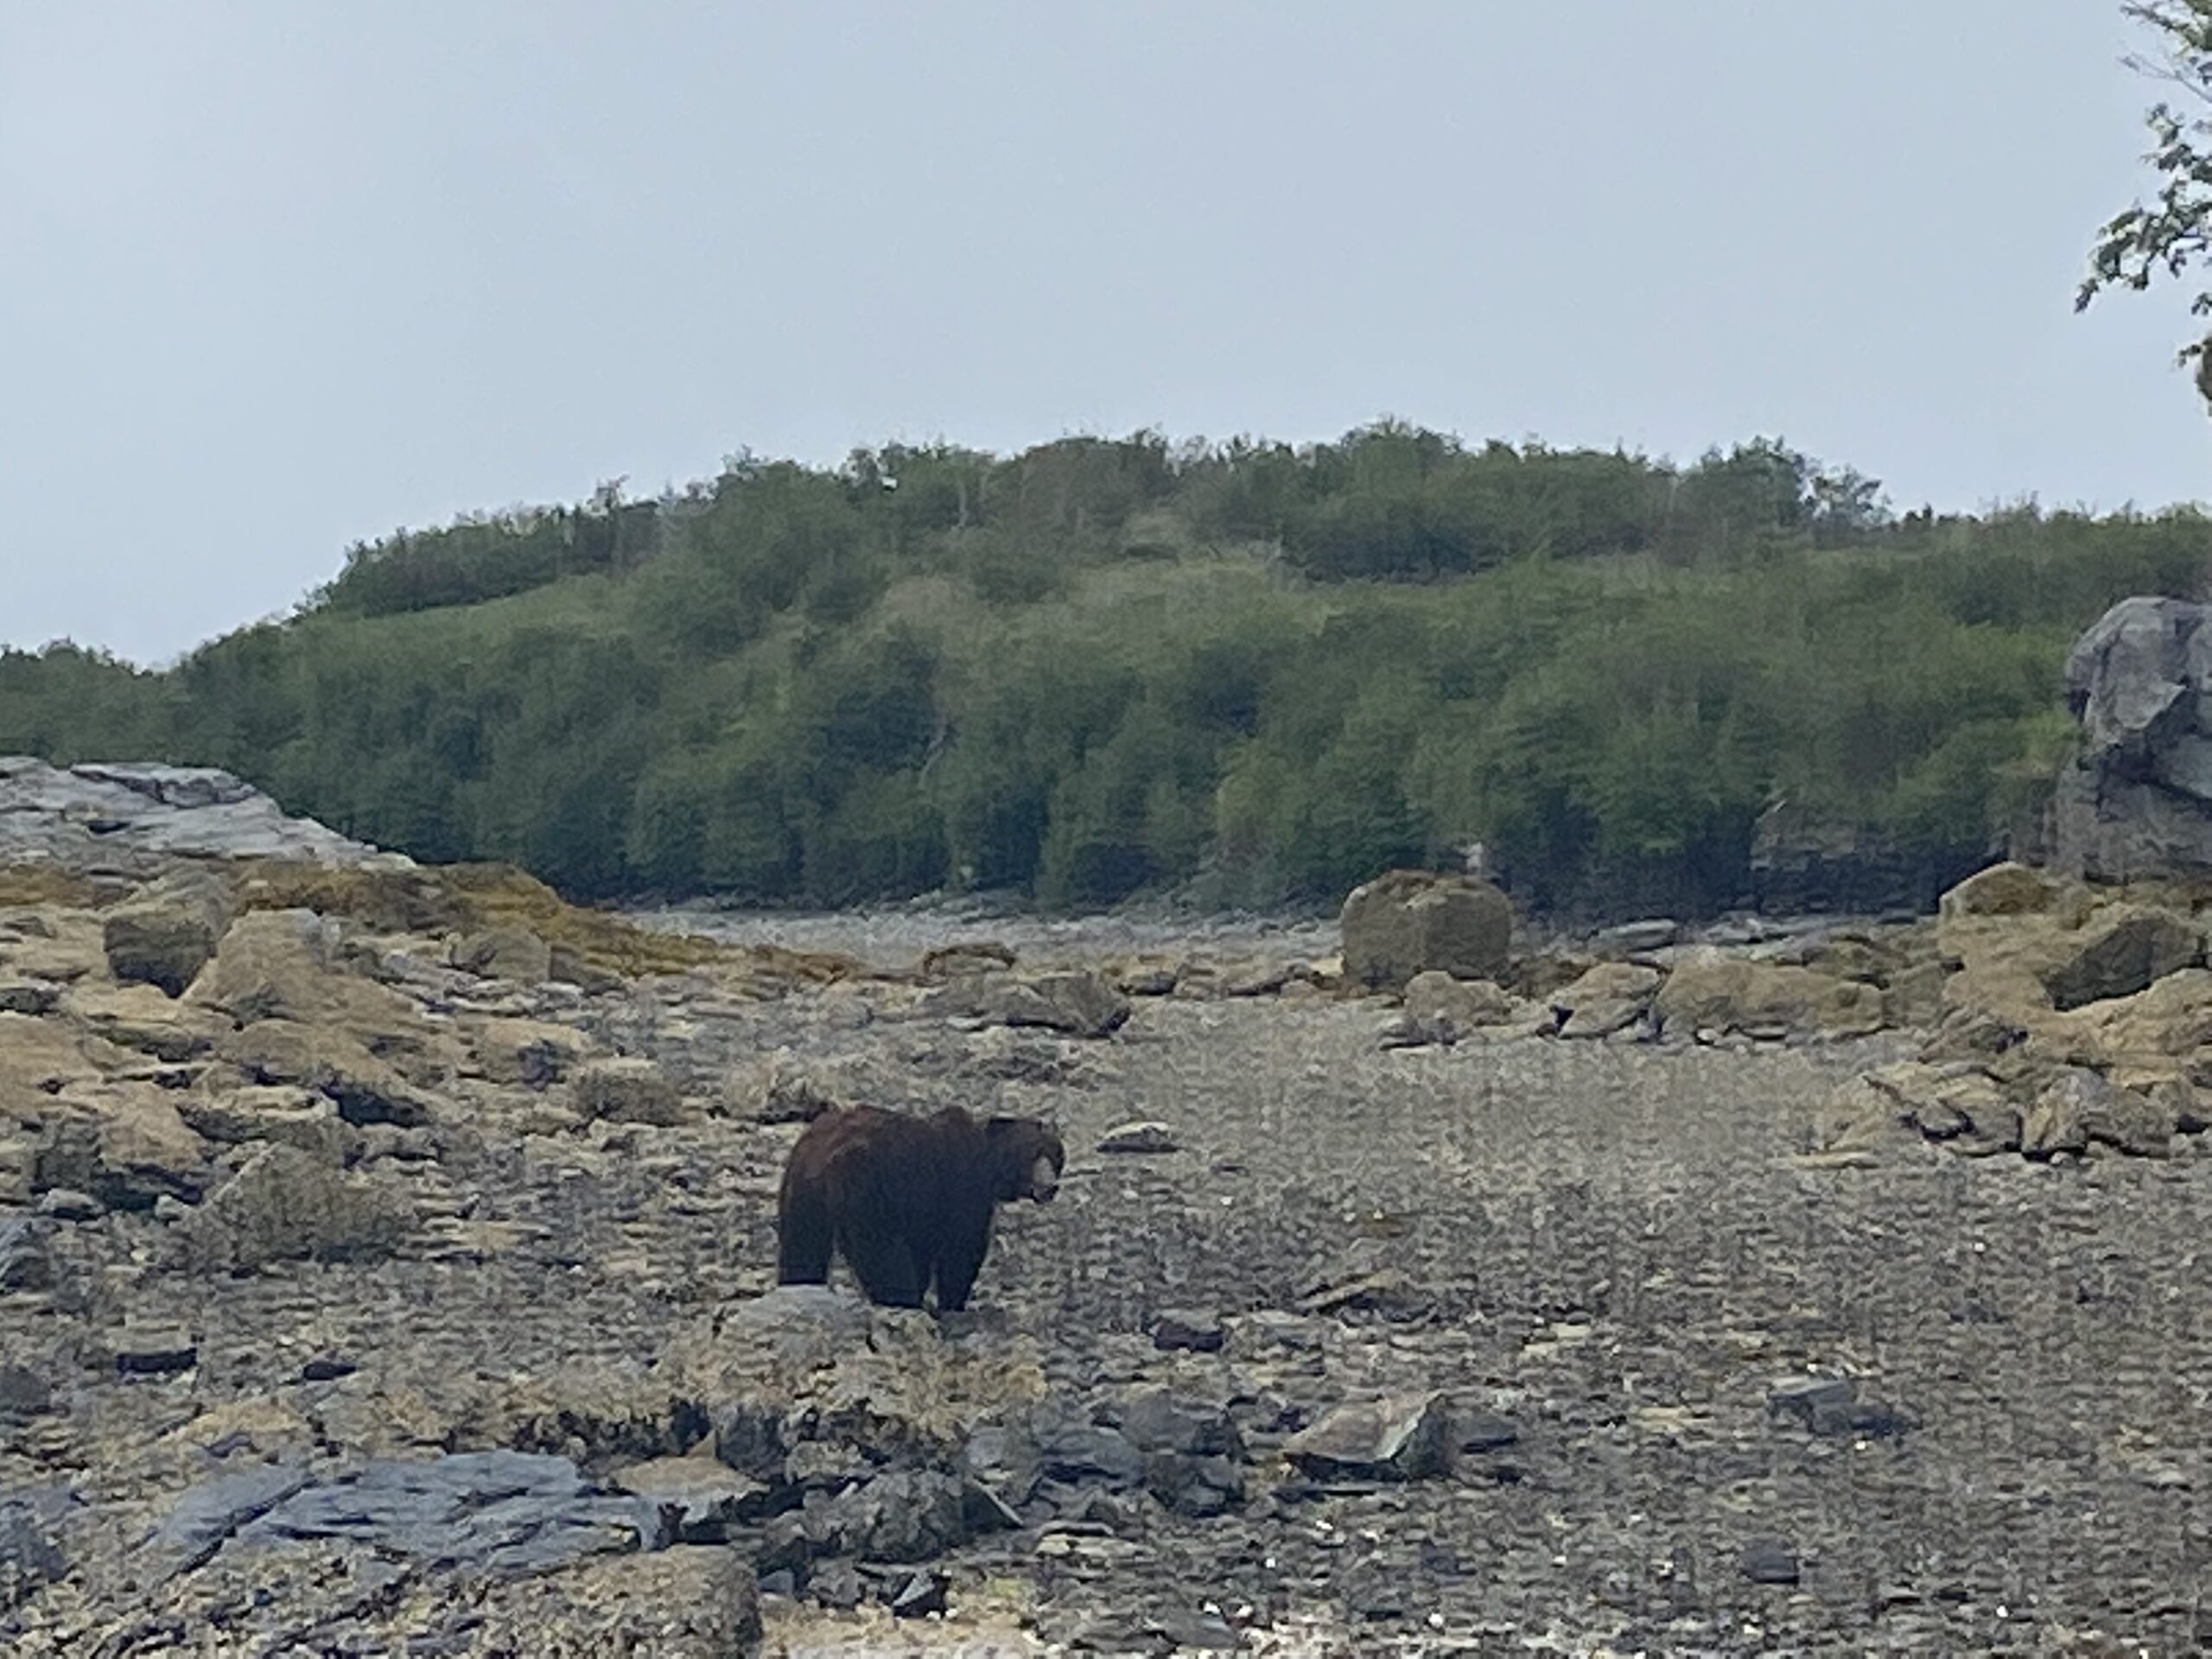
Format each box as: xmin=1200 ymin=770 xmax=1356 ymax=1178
xmin=3 ymin=423 xmax=2205 ymax=917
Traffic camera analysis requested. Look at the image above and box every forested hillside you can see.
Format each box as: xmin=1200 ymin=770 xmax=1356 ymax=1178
xmin=3 ymin=423 xmax=2204 ymax=916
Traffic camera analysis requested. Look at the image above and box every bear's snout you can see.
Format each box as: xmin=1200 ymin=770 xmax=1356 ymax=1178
xmin=1027 ymin=1154 xmax=1061 ymax=1202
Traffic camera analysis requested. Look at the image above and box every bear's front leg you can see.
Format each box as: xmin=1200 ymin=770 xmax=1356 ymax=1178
xmin=931 ymin=1220 xmax=993 ymax=1313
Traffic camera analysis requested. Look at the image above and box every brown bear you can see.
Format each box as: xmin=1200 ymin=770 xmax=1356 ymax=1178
xmin=775 ymin=1103 xmax=1064 ymax=1312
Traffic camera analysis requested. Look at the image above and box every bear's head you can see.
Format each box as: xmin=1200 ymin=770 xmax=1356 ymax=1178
xmin=985 ymin=1115 xmax=1065 ymax=1204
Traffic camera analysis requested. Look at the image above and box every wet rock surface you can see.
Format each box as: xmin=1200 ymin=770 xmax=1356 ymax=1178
xmin=10 ymin=836 xmax=2212 ymax=1652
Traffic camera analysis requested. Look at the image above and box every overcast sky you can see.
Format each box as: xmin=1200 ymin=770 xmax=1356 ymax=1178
xmin=3 ymin=2 xmax=2207 ymax=665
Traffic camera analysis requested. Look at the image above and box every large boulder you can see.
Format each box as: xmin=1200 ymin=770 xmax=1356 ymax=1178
xmin=1340 ymin=871 xmax=1512 ymax=991
xmin=101 ymin=868 xmax=236 ymax=996
xmin=2052 ymin=596 xmax=2212 ymax=880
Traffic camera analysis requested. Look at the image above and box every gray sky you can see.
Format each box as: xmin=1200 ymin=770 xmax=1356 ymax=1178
xmin=3 ymin=2 xmax=2206 ymax=666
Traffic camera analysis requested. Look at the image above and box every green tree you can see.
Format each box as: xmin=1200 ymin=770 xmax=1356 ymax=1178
xmin=2079 ymin=1 xmax=2212 ymax=391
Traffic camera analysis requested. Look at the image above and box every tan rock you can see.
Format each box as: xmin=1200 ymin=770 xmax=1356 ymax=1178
xmin=178 ymin=1142 xmax=416 ymax=1270
xmin=63 ymin=980 xmax=226 ymax=1062
xmin=450 ymin=923 xmax=553 ymax=985
xmin=102 ymin=867 xmax=236 ymax=996
xmin=1654 ymin=951 xmax=1887 ymax=1039
xmin=571 ymin=1057 xmax=688 ymax=1126
xmin=178 ymin=1084 xmax=357 ymax=1163
xmin=470 ymin=1016 xmax=594 ymax=1087
xmin=1940 ymin=861 xmax=2062 ymax=919
xmin=186 ymin=908 xmax=429 ymax=1046
xmin=1340 ymin=870 xmax=1513 ymax=991
xmin=1550 ymin=962 xmax=1662 ymax=1039
xmin=1404 ymin=969 xmax=1517 ymax=1036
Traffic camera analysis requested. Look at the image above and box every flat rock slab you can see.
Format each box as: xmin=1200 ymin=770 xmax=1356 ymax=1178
xmin=155 ymin=1452 xmax=664 ymax=1580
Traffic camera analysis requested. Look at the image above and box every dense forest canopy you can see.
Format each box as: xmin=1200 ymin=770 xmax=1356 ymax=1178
xmin=3 ymin=423 xmax=2206 ymax=918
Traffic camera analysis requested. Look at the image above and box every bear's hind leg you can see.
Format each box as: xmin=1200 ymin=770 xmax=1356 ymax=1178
xmin=836 ymin=1219 xmax=925 ymax=1308
xmin=776 ymin=1173 xmax=834 ymax=1285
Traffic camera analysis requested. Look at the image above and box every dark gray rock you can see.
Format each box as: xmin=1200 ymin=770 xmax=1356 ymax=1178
xmin=36 ymin=1187 xmax=101 ymax=1223
xmin=1113 ymin=1389 xmax=1248 ymax=1517
xmin=1096 ymin=1121 xmax=1179 ymax=1155
xmin=1033 ymin=1419 xmax=1146 ymax=1490
xmin=760 ymin=1470 xmax=972 ymax=1574
xmin=1454 ymin=1409 xmax=1520 ymax=1452
xmin=0 ymin=980 xmax=60 ymax=1016
xmin=112 ymin=1325 xmax=197 ymax=1376
xmin=0 ymin=1216 xmax=53 ymax=1291
xmin=0 ymin=1364 xmax=54 ymax=1423
xmin=1741 ymin=1536 xmax=1802 ymax=1585
xmin=1152 ymin=1309 xmax=1226 ymax=1352
xmin=1766 ymin=1375 xmax=1914 ymax=1440
xmin=0 ymin=1496 xmax=66 ymax=1611
xmin=890 ymin=1568 xmax=948 ymax=1617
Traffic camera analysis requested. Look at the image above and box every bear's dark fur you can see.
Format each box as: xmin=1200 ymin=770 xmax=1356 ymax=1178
xmin=774 ymin=1103 xmax=1065 ymax=1312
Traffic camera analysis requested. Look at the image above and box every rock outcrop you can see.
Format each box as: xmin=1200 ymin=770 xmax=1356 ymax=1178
xmin=0 ymin=758 xmax=399 ymax=873
xmin=2052 ymin=595 xmax=2212 ymax=880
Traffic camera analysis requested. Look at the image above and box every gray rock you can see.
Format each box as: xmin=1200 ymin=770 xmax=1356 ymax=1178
xmin=1765 ymin=1374 xmax=1915 ymax=1440
xmin=0 ymin=757 xmax=397 ymax=873
xmin=146 ymin=1460 xmax=315 ymax=1574
xmin=1113 ymin=1389 xmax=1246 ymax=1517
xmin=945 ymin=969 xmax=1132 ymax=1038
xmin=102 ymin=868 xmax=236 ymax=997
xmin=1033 ymin=1418 xmax=1147 ymax=1489
xmin=1281 ymin=1390 xmax=1452 ymax=1482
xmin=1454 ymin=1409 xmax=1520 ymax=1452
xmin=2054 ymin=597 xmax=2212 ymax=880
xmin=1589 ymin=918 xmax=1683 ymax=955
xmin=177 ymin=1086 xmax=357 ymax=1164
xmin=759 ymin=1470 xmax=973 ymax=1573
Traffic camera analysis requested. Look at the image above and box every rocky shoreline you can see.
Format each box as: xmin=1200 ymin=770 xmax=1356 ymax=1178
xmin=5 ymin=753 xmax=2212 ymax=1654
